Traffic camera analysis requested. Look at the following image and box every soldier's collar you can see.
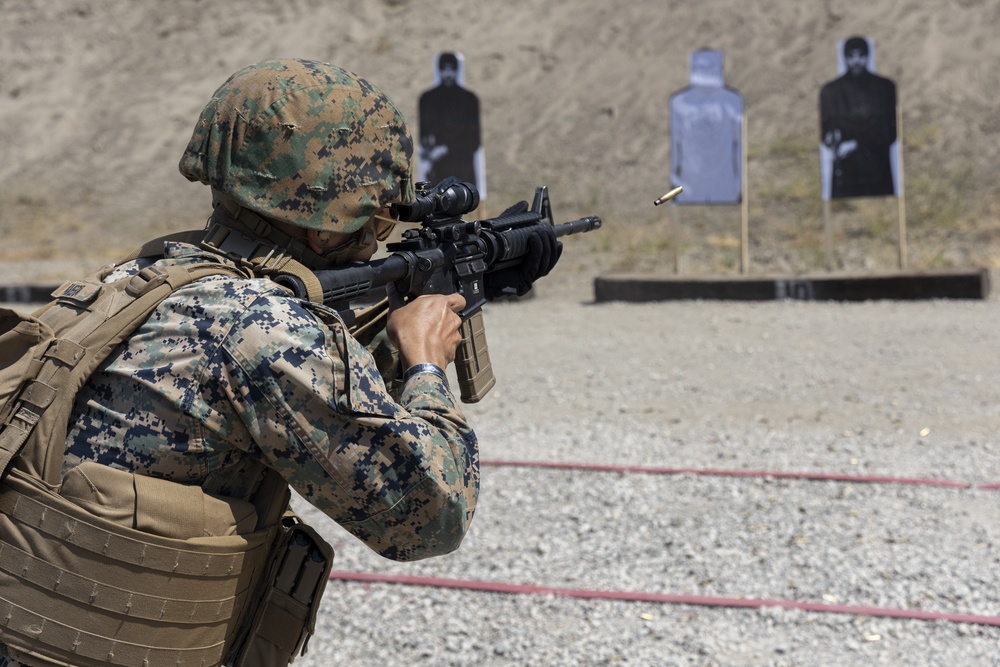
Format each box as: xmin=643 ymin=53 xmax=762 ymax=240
xmin=201 ymin=193 xmax=325 ymax=303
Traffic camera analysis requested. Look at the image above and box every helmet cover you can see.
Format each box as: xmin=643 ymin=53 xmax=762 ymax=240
xmin=179 ymin=59 xmax=414 ymax=233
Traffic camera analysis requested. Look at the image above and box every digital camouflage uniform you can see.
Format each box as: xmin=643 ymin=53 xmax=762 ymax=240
xmin=63 ymin=243 xmax=480 ymax=560
xmin=0 ymin=244 xmax=479 ymax=667
xmin=169 ymin=60 xmax=479 ymax=555
xmin=0 ymin=59 xmax=480 ymax=666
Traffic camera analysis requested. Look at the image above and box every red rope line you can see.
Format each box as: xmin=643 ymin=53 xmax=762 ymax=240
xmin=328 ymin=461 xmax=1000 ymax=625
xmin=328 ymin=570 xmax=1000 ymax=627
xmin=481 ymin=458 xmax=995 ymax=489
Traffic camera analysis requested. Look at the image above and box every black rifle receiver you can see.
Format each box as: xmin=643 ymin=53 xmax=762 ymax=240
xmin=278 ymin=178 xmax=602 ymax=402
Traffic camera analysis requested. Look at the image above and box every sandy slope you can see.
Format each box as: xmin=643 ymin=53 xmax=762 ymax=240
xmin=1 ymin=0 xmax=999 ymax=280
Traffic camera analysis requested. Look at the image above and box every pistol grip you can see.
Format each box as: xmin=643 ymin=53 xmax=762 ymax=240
xmin=455 ymin=310 xmax=495 ymax=403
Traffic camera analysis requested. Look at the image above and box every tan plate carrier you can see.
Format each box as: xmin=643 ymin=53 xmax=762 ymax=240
xmin=0 ymin=253 xmax=332 ymax=667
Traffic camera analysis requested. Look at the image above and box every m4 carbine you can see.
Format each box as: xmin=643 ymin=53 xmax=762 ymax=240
xmin=276 ymin=178 xmax=602 ymax=403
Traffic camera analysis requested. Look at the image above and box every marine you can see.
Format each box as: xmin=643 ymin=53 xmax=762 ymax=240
xmin=0 ymin=58 xmax=557 ymax=666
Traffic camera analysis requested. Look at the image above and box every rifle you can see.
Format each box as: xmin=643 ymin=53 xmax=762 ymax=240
xmin=275 ymin=178 xmax=602 ymax=403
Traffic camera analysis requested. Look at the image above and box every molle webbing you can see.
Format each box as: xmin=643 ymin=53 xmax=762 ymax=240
xmin=0 ymin=470 xmax=276 ymax=667
xmin=0 ymin=259 xmax=292 ymax=667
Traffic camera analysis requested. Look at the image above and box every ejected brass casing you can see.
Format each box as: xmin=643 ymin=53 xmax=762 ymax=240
xmin=653 ymin=186 xmax=684 ymax=206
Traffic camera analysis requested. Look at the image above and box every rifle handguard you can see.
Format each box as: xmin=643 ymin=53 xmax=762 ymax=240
xmin=455 ymin=311 xmax=495 ymax=403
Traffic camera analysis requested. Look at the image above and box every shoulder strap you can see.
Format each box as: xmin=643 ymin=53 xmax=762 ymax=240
xmin=117 ymin=229 xmax=208 ymax=263
xmin=129 ymin=223 xmax=327 ymax=305
xmin=348 ymin=297 xmax=391 ymax=342
xmin=0 ymin=259 xmax=249 ymax=484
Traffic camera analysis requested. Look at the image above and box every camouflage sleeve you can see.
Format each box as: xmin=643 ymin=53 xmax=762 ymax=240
xmin=224 ymin=295 xmax=479 ymax=561
xmin=361 ymin=326 xmax=404 ymax=400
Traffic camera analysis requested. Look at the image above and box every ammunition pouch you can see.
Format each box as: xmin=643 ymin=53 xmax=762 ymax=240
xmin=233 ymin=514 xmax=333 ymax=667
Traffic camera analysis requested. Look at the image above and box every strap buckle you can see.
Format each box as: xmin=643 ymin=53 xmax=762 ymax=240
xmin=125 ymin=266 xmax=169 ymax=297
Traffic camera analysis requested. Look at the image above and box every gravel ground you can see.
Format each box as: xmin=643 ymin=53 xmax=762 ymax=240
xmin=283 ymin=273 xmax=1000 ymax=667
xmin=5 ymin=267 xmax=999 ymax=665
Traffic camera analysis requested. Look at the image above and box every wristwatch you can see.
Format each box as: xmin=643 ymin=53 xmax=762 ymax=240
xmin=402 ymin=362 xmax=449 ymax=387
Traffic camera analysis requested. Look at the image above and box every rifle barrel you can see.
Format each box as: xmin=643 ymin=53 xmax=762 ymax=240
xmin=554 ymin=216 xmax=603 ymax=237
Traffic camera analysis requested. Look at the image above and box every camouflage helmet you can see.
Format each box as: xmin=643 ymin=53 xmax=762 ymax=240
xmin=179 ymin=59 xmax=415 ymax=233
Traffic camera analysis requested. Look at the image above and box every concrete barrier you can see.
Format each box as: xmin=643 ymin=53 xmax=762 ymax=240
xmin=0 ymin=284 xmax=61 ymax=305
xmin=594 ymin=269 xmax=991 ymax=303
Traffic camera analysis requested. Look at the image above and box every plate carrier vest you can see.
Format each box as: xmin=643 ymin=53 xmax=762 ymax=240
xmin=0 ymin=238 xmax=333 ymax=667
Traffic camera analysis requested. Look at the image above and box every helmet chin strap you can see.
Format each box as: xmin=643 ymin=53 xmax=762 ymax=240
xmin=314 ymin=226 xmax=377 ymax=265
xmin=208 ymin=189 xmax=375 ymax=268
xmin=201 ymin=190 xmax=331 ymax=302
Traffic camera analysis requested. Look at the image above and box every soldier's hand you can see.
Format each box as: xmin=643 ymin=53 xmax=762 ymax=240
xmin=386 ymin=287 xmax=466 ymax=369
xmin=483 ymin=223 xmax=562 ymax=299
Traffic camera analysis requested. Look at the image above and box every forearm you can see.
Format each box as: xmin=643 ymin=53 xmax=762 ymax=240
xmin=230 ymin=295 xmax=479 ymax=560
xmin=336 ymin=374 xmax=479 ymax=560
